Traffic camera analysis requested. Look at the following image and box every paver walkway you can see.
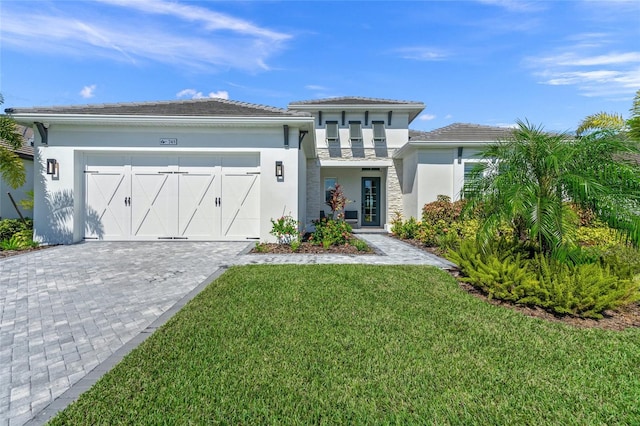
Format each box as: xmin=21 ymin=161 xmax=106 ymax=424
xmin=1 ymin=235 xmax=454 ymax=426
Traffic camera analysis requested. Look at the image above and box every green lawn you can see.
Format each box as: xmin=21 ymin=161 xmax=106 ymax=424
xmin=50 ymin=265 xmax=640 ymax=425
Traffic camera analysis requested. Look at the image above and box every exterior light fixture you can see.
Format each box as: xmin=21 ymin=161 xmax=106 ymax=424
xmin=275 ymin=161 xmax=284 ymax=179
xmin=46 ymin=158 xmax=58 ymax=175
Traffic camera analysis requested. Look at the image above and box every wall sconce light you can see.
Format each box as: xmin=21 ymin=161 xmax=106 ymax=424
xmin=46 ymin=158 xmax=58 ymax=175
xmin=275 ymin=161 xmax=284 ymax=179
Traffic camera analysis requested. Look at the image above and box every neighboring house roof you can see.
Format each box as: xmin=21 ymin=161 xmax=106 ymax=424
xmin=288 ymin=96 xmax=425 ymax=123
xmin=0 ymin=125 xmax=33 ymax=160
xmin=409 ymin=123 xmax=514 ymax=142
xmin=5 ymin=98 xmax=310 ymax=118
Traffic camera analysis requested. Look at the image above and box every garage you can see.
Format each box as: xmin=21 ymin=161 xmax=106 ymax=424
xmin=84 ymin=153 xmax=260 ymax=241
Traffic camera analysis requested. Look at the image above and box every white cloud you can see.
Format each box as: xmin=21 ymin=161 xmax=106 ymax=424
xmin=177 ymin=89 xmax=229 ymax=100
xmin=396 ymin=47 xmax=450 ymax=61
xmin=419 ymin=114 xmax=437 ymax=121
xmin=525 ymin=32 xmax=640 ymax=99
xmin=475 ymin=0 xmax=545 ymax=12
xmin=80 ymin=84 xmax=97 ymax=98
xmin=97 ymin=0 xmax=289 ymax=41
xmin=305 ymin=85 xmax=329 ymax=91
xmin=444 ymin=114 xmax=453 ymax=119
xmin=1 ymin=0 xmax=291 ymax=72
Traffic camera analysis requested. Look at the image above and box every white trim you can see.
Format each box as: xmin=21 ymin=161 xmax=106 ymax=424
xmin=319 ymin=159 xmax=392 ymax=167
xmin=393 ymin=140 xmax=492 ymax=159
xmin=10 ymin=113 xmax=314 ymax=128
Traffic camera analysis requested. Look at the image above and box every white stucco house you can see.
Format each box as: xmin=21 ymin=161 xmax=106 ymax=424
xmin=6 ymin=97 xmax=513 ymax=244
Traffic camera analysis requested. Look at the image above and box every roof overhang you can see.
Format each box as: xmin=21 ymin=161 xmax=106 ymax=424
xmin=289 ymin=103 xmax=425 ymax=124
xmin=8 ymin=113 xmax=315 ymax=129
xmin=393 ymin=140 xmax=492 ymax=159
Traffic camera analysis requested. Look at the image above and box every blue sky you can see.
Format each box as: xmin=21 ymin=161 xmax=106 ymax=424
xmin=1 ymin=0 xmax=639 ymax=131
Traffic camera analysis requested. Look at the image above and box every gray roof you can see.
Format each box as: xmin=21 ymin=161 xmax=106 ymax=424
xmin=5 ymin=98 xmax=310 ymax=118
xmin=289 ymin=96 xmax=423 ymax=106
xmin=410 ymin=123 xmax=514 ymax=142
xmin=0 ymin=125 xmax=33 ymax=160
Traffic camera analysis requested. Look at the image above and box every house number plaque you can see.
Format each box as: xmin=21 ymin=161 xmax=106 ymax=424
xmin=160 ymin=138 xmax=178 ymax=145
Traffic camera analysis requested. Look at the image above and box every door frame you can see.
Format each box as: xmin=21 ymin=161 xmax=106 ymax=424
xmin=361 ymin=176 xmax=381 ymax=227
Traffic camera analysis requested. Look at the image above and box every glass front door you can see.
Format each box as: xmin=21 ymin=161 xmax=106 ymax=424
xmin=361 ymin=177 xmax=380 ymax=226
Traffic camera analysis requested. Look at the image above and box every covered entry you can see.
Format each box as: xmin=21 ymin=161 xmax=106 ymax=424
xmin=84 ymin=154 xmax=260 ymax=240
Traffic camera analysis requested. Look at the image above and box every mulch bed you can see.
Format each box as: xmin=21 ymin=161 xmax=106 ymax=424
xmin=252 ymin=242 xmax=374 ymax=255
xmin=0 ymin=245 xmax=54 ymax=259
xmin=395 ymin=236 xmax=640 ymax=331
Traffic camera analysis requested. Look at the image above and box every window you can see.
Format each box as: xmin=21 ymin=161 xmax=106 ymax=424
xmin=464 ymin=162 xmax=477 ymax=181
xmin=372 ymin=121 xmax=386 ymax=143
xmin=349 ymin=121 xmax=362 ymax=142
xmin=324 ymin=178 xmax=337 ymax=203
xmin=325 ymin=121 xmax=338 ymax=143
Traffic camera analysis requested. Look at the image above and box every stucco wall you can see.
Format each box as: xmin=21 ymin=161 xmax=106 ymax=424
xmin=32 ymin=124 xmax=304 ymax=244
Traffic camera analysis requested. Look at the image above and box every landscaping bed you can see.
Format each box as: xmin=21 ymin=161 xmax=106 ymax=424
xmin=252 ymin=241 xmax=373 ymax=254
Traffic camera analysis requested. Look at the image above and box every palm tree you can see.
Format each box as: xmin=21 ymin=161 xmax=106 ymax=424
xmin=0 ymin=94 xmax=26 ymax=189
xmin=463 ymin=119 xmax=640 ymax=255
xmin=576 ymin=112 xmax=625 ymax=136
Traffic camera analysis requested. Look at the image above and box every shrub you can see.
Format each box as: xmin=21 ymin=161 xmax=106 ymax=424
xmin=310 ymin=218 xmax=352 ymax=246
xmin=270 ymin=215 xmax=301 ymax=245
xmin=0 ymin=218 xmax=32 ymax=241
xmin=350 ymin=238 xmax=370 ymax=252
xmin=600 ymin=245 xmax=640 ymax=280
xmin=530 ymin=254 xmax=640 ymax=319
xmin=448 ymin=241 xmax=640 ymax=319
xmin=448 ymin=241 xmax=535 ymax=302
xmin=575 ymin=222 xmax=620 ymax=248
xmin=421 ymin=195 xmax=465 ymax=226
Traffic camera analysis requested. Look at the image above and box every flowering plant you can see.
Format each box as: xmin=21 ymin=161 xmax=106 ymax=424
xmin=270 ymin=215 xmax=301 ymax=245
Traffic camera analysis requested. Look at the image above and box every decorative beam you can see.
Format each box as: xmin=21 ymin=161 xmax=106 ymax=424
xmin=35 ymin=122 xmax=48 ymax=145
xmin=283 ymin=124 xmax=289 ymax=148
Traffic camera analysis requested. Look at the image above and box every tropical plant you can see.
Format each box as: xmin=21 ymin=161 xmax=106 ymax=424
xmin=0 ymin=93 xmax=26 ymax=189
xmin=326 ymin=183 xmax=350 ymax=219
xmin=463 ymin=119 xmax=640 ymax=255
xmin=576 ymin=112 xmax=626 ymax=136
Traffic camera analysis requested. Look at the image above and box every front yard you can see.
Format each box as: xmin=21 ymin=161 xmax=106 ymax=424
xmin=50 ymin=264 xmax=639 ymax=425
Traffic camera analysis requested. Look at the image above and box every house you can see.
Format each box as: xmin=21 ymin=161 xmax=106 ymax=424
xmin=397 ymin=123 xmax=514 ymax=218
xmin=6 ymin=97 xmax=512 ymax=244
xmin=0 ymin=125 xmax=34 ymax=220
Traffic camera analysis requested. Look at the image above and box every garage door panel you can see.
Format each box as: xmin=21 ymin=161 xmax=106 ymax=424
xmin=177 ymin=173 xmax=217 ymax=239
xmin=131 ymin=173 xmax=176 ymax=238
xmin=221 ymin=172 xmax=260 ymax=238
xmin=86 ymin=171 xmax=130 ymax=239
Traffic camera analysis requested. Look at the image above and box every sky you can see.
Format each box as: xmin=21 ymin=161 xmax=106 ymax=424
xmin=1 ymin=0 xmax=639 ymax=132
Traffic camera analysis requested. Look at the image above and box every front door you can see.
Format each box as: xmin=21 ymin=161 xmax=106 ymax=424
xmin=361 ymin=177 xmax=380 ymax=226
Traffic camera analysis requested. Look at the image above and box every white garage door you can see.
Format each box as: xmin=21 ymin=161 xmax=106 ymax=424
xmin=85 ymin=154 xmax=260 ymax=241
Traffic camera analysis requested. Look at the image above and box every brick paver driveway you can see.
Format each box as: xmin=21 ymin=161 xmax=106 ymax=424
xmin=0 ymin=241 xmax=248 ymax=426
